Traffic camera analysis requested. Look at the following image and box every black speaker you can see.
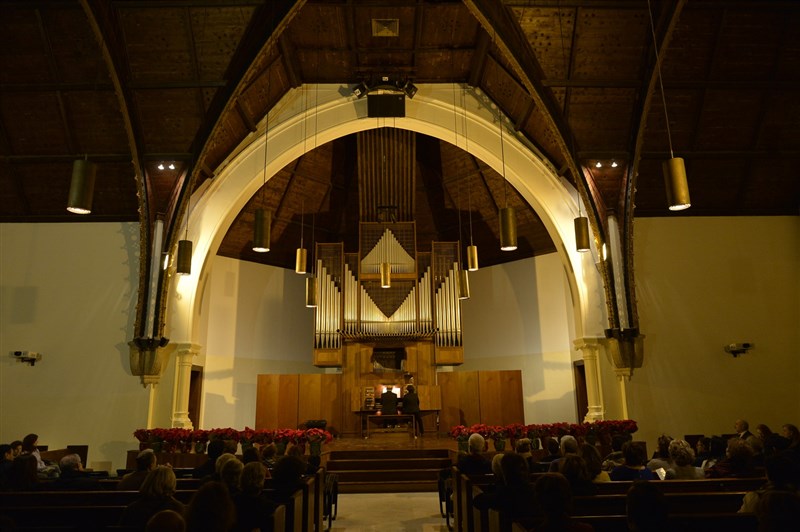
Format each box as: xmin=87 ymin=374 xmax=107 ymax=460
xmin=367 ymin=93 xmax=405 ymax=117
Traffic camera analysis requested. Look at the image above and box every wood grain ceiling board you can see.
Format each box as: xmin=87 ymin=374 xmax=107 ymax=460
xmin=568 ymin=87 xmax=637 ymax=151
xmin=62 ymin=91 xmax=130 ymax=154
xmin=570 ymin=8 xmax=649 ymax=81
xmin=1 ymin=92 xmax=71 ymax=155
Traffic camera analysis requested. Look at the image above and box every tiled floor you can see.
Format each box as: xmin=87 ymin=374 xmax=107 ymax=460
xmin=329 ymin=491 xmax=449 ymax=531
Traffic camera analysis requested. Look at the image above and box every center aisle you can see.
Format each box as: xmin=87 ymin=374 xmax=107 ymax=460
xmin=329 ymin=492 xmax=448 ymax=531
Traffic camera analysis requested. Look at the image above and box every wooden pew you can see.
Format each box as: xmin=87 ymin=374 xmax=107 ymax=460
xmin=500 ymin=512 xmax=758 ymax=532
xmin=593 ymin=477 xmax=765 ymax=495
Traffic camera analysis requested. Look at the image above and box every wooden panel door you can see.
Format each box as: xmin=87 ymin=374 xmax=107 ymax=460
xmin=256 ymin=374 xmax=300 ymax=429
xmin=478 ymin=370 xmax=524 ymax=426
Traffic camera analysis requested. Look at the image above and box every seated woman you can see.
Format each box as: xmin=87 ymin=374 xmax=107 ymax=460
xmin=626 ymin=480 xmax=668 ymax=532
xmin=120 ymin=466 xmax=185 ymax=529
xmin=475 ymin=452 xmax=537 ymax=528
xmin=646 ymin=434 xmax=674 ymax=473
xmin=705 ymin=438 xmax=759 ymax=478
xmin=693 ymin=437 xmax=711 ymax=467
xmin=666 ymin=439 xmax=703 ymax=479
xmin=558 ymin=455 xmax=598 ymax=496
xmin=185 ymin=481 xmax=236 ymax=532
xmin=610 ymin=442 xmax=658 ymax=481
xmin=578 ymin=443 xmax=610 ymax=483
xmin=233 ymin=461 xmax=279 ymax=532
xmin=6 ymin=454 xmax=40 ymax=491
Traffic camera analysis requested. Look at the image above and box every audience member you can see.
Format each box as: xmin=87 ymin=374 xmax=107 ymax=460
xmin=602 ymin=433 xmax=632 ymax=471
xmin=475 ymin=452 xmax=537 ymax=527
xmin=192 ymin=439 xmax=225 ymax=479
xmin=702 ymin=436 xmax=728 ymax=470
xmin=539 ymin=437 xmax=562 ymax=463
xmin=666 ymin=439 xmax=703 ymax=479
xmin=756 ymin=489 xmax=800 ymax=532
xmin=118 ymin=449 xmax=157 ymax=491
xmin=20 ymin=433 xmax=47 ymax=472
xmin=736 ymin=419 xmax=760 ymax=448
xmin=531 ymin=473 xmax=593 ymax=531
xmin=146 ymin=509 xmax=186 ymax=532
xmin=261 ymin=443 xmax=278 ymax=470
xmin=610 ymin=442 xmax=658 ymax=481
xmin=119 ymin=466 xmax=185 ymax=529
xmin=270 ymin=455 xmax=306 ymax=502
xmin=185 ymin=481 xmax=236 ymax=532
xmin=0 ymin=444 xmax=13 ymax=488
xmin=241 ymin=446 xmax=260 ymax=465
xmin=220 ymin=457 xmax=244 ymax=497
xmin=739 ymin=454 xmax=800 ymax=513
xmin=548 ymin=435 xmax=578 ymax=472
xmin=9 ymin=441 xmax=22 ymax=458
xmin=782 ymin=424 xmax=800 ymax=449
xmin=693 ymin=437 xmax=711 ymax=467
xmin=6 ymin=454 xmax=40 ymax=490
xmin=626 ymin=480 xmax=668 ymax=532
xmin=457 ymin=433 xmax=491 ymax=475
xmin=706 ymin=438 xmax=759 ymax=478
xmin=515 ymin=438 xmax=533 ymax=460
xmin=52 ymin=453 xmax=101 ymax=490
xmin=559 ymin=455 xmax=598 ymax=496
xmin=200 ymin=452 xmax=237 ymax=485
xmin=646 ymin=435 xmax=673 ymax=473
xmin=232 ymin=461 xmax=279 ymax=532
xmin=578 ymin=443 xmax=610 ymax=482
xmin=756 ymin=424 xmax=790 ymax=458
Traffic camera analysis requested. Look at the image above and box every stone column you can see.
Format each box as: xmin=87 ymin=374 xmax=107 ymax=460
xmin=171 ymin=343 xmax=200 ymax=429
xmin=574 ymin=337 xmax=605 ymax=422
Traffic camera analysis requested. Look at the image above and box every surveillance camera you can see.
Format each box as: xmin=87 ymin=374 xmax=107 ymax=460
xmin=13 ymin=351 xmax=23 ymax=357
xmin=724 ymin=343 xmax=754 ymax=357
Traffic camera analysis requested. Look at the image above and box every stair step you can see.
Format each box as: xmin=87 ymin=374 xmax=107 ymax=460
xmin=338 ymin=480 xmax=438 ymax=493
xmin=328 ymin=449 xmax=450 ymax=460
xmin=326 ymin=458 xmax=451 ymax=471
xmin=331 ymin=468 xmax=443 ymax=483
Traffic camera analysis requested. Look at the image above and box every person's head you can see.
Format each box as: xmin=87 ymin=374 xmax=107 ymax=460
xmin=726 ymin=438 xmax=755 ymax=462
xmin=242 ymin=446 xmax=260 ymax=464
xmin=240 ymin=461 xmax=267 ymax=495
xmin=0 ymin=444 xmax=12 ymax=461
xmin=668 ymin=440 xmax=696 ymax=467
xmin=261 ymin=443 xmax=277 ymax=461
xmin=735 ymin=419 xmax=750 ymax=433
xmin=622 ymin=441 xmax=647 ymax=468
xmin=145 ymin=509 xmax=185 ymax=532
xmin=500 ymin=452 xmax=530 ymax=487
xmin=271 ymin=455 xmax=305 ymax=488
xmin=21 ymin=433 xmax=38 ymax=453
xmin=696 ymin=437 xmax=711 ymax=455
xmin=545 ymin=436 xmax=560 ymax=455
xmin=612 ymin=433 xmax=633 ymax=452
xmin=579 ymin=443 xmax=603 ymax=478
xmin=709 ymin=436 xmax=727 ymax=458
xmin=533 ymin=473 xmax=573 ymax=522
xmin=515 ymin=438 xmax=532 ymax=455
xmin=140 ymin=465 xmax=177 ymax=497
xmin=468 ymin=433 xmax=485 ymax=454
xmin=215 ymin=453 xmax=237 ymax=475
xmin=136 ymin=449 xmax=157 ymax=471
xmin=560 ymin=435 xmax=578 ymax=456
xmin=491 ymin=453 xmax=504 ymax=480
xmin=756 ymin=424 xmax=774 ymax=440
xmin=10 ymin=440 xmax=22 ymax=457
xmin=655 ymin=434 xmax=672 ymax=459
xmin=220 ymin=457 xmax=244 ymax=492
xmin=756 ymin=489 xmax=800 ymax=532
xmin=59 ymin=453 xmax=83 ymax=472
xmin=764 ymin=454 xmax=800 ymax=488
xmin=206 ymin=438 xmax=226 ymax=461
xmin=406 ymin=385 xmax=415 ymax=394
xmin=782 ymin=424 xmax=800 ymax=444
xmin=559 ymin=455 xmax=591 ymax=485
xmin=185 ymin=481 xmax=235 ymax=532
xmin=626 ymin=480 xmax=668 ymax=532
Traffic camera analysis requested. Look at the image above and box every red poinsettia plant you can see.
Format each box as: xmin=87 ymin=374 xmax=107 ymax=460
xmin=303 ymin=428 xmax=333 ymax=444
xmin=273 ymin=428 xmax=304 ymax=444
xmin=448 ymin=419 xmax=638 ymax=444
xmin=449 ymin=425 xmax=470 ymax=441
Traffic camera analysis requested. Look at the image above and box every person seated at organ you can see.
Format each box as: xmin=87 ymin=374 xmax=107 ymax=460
xmin=118 ymin=448 xmax=158 ymax=491
xmin=379 ymin=386 xmax=398 ymax=428
xmin=401 ymin=385 xmax=423 ymax=436
xmin=457 ymin=433 xmax=492 ymax=475
xmin=609 ymin=442 xmax=658 ymax=481
xmin=705 ymin=438 xmax=759 ymax=478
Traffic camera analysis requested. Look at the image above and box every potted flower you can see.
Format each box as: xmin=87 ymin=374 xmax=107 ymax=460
xmin=449 ymin=425 xmax=470 ymax=452
xmin=304 ymin=428 xmax=333 ymax=456
xmin=190 ymin=429 xmax=208 ymax=453
xmin=489 ymin=425 xmax=508 ymax=451
xmin=133 ymin=429 xmax=151 ymax=451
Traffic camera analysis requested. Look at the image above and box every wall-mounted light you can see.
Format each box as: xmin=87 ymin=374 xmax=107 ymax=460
xmin=66 ymin=159 xmax=96 ymax=214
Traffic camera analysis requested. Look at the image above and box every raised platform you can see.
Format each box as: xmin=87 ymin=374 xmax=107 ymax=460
xmin=322 ymin=434 xmax=456 ymax=493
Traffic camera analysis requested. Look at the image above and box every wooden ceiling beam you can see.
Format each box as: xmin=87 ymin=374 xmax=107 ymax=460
xmin=468 ymin=31 xmax=490 ymax=87
xmin=279 ymin=35 xmax=303 ymax=89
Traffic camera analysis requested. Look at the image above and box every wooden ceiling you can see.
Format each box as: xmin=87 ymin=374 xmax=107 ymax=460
xmin=1 ymin=0 xmax=798 ymax=271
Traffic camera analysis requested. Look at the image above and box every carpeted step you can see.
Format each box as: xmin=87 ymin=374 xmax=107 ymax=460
xmin=337 ymin=479 xmax=438 ymax=493
xmin=326 ymin=457 xmax=451 ymax=471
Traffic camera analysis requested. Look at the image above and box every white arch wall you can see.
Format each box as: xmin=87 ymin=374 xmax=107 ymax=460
xmin=166 ymin=84 xmax=607 ymax=344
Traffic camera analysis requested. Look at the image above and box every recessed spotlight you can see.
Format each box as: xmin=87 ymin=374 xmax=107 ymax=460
xmin=157 ymin=163 xmax=164 ymax=170
xmin=611 ymin=161 xmax=618 ymax=168
xmin=168 ymin=163 xmax=175 ymax=170
xmin=595 ymin=161 xmax=602 ymax=168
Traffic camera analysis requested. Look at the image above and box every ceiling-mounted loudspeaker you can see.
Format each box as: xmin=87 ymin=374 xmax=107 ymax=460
xmin=368 ymin=94 xmax=405 ymax=117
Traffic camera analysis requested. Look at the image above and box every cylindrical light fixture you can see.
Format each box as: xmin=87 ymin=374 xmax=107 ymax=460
xmin=295 ymin=247 xmax=307 ymax=274
xmin=458 ymin=268 xmax=470 ymax=300
xmin=380 ymin=262 xmax=391 ymax=288
xmin=499 ymin=207 xmax=517 ymax=251
xmin=252 ymin=209 xmax=271 ymax=252
xmin=467 ymin=244 xmax=479 ymax=271
xmin=176 ymin=239 xmax=192 ymax=275
xmin=574 ymin=216 xmax=590 ymax=252
xmin=305 ymin=276 xmax=317 ymax=308
xmin=663 ymin=157 xmax=691 ymax=211
xmin=67 ymin=159 xmax=97 ymax=214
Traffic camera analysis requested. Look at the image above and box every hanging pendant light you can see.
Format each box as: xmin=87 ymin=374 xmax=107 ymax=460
xmin=296 ymin=201 xmax=307 ymax=273
xmin=176 ymin=239 xmax=192 ymax=275
xmin=574 ymin=215 xmax=590 ymax=252
xmin=467 ymin=244 xmax=479 ymax=271
xmin=460 ymin=86 xmax=479 ymax=271
xmin=305 ymin=213 xmax=317 ymax=307
xmin=252 ymin=208 xmax=271 ymax=252
xmin=497 ymin=108 xmax=517 ymax=251
xmin=66 ymin=158 xmax=96 ymax=214
xmin=648 ymin=0 xmax=690 ymax=211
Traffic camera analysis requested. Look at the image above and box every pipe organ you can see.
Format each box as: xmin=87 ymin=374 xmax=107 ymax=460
xmin=312 ymin=129 xmax=466 ymax=367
